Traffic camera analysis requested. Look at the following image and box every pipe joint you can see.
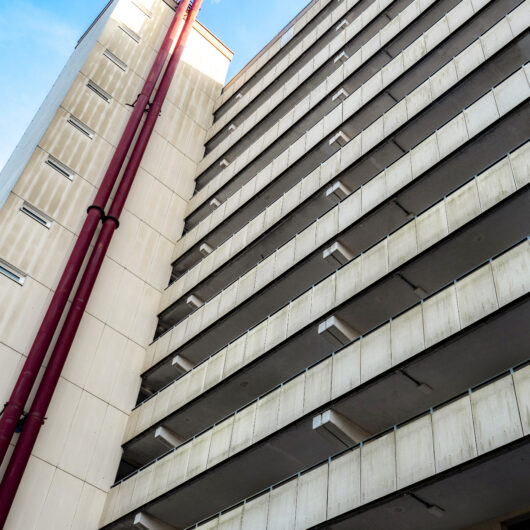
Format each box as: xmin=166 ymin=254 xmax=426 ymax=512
xmin=86 ymin=205 xmax=106 ymax=220
xmin=104 ymin=215 xmax=120 ymax=229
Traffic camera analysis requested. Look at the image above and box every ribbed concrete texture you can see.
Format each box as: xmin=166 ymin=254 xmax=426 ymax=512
xmin=0 ymin=0 xmax=529 ymax=528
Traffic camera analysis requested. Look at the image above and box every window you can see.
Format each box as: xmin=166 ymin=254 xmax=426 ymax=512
xmin=20 ymin=202 xmax=53 ymax=228
xmin=67 ymin=115 xmax=95 ymax=139
xmin=119 ymin=24 xmax=141 ymax=43
xmin=103 ymin=49 xmax=127 ymax=71
xmin=45 ymin=155 xmax=75 ymax=180
xmin=132 ymin=1 xmax=152 ymax=17
xmin=0 ymin=259 xmax=25 ymax=285
xmin=87 ymin=80 xmax=112 ymax=103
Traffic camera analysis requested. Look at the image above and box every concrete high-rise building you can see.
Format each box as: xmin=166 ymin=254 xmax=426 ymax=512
xmin=0 ymin=0 xmax=529 ymax=528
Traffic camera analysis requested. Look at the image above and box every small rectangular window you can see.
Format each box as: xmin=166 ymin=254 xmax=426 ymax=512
xmin=132 ymin=1 xmax=152 ymax=17
xmin=67 ymin=115 xmax=95 ymax=139
xmin=0 ymin=259 xmax=26 ymax=285
xmin=45 ymin=155 xmax=75 ymax=180
xmin=87 ymin=80 xmax=112 ymax=103
xmin=119 ymin=24 xmax=141 ymax=43
xmin=20 ymin=202 xmax=53 ymax=229
xmin=103 ymin=49 xmax=127 ymax=71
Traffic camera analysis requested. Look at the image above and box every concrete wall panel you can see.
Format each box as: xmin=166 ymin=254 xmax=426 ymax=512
xmin=471 ymin=375 xmax=522 ymax=455
xmin=331 ymin=342 xmax=361 ymax=400
xmin=456 ymin=263 xmax=499 ymax=328
xmin=267 ymin=479 xmax=298 ymax=530
xmin=241 ymin=492 xmax=270 ymax=530
xmin=278 ymin=373 xmax=306 ymax=429
xmin=245 ymin=320 xmax=268 ymax=363
xmin=492 ymin=240 xmax=530 ymax=306
xmin=396 ymin=414 xmax=435 ymax=488
xmin=422 ymin=285 xmax=461 ymax=349
xmin=391 ymin=304 xmax=425 ymax=366
xmin=208 ymin=416 xmax=235 ymax=468
xmin=432 ymin=395 xmax=477 ymax=472
xmin=253 ymin=391 xmax=281 ymax=443
xmin=327 ymin=448 xmax=361 ymax=518
xmin=218 ymin=504 xmax=243 ymax=530
xmin=304 ymin=357 xmax=332 ymax=413
xmin=229 ymin=403 xmax=257 ymax=456
xmin=360 ymin=322 xmax=391 ymax=383
xmin=513 ymin=365 xmax=530 ymax=436
xmin=295 ymin=465 xmax=329 ymax=529
xmin=361 ymin=431 xmax=396 ymax=503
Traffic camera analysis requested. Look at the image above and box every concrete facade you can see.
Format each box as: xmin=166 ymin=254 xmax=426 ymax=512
xmin=0 ymin=0 xmax=529 ymax=528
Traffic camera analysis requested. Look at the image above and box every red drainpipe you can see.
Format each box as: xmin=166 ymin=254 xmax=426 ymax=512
xmin=0 ymin=0 xmax=202 ymax=525
xmin=0 ymin=1 xmax=189 ymax=467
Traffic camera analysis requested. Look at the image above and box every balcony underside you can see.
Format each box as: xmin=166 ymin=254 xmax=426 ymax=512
xmin=166 ymin=29 xmax=529 ymax=325
xmin=108 ymin=297 xmax=530 ymax=526
xmin=144 ymin=184 xmax=530 ymax=399
xmin=319 ymin=439 xmax=530 ymax=530
xmin=156 ymin=105 xmax=529 ymax=364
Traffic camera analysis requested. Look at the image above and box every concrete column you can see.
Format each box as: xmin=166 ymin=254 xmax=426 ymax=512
xmin=325 ymin=181 xmax=351 ymax=203
xmin=172 ymin=354 xmax=195 ymax=372
xmin=219 ymin=159 xmax=230 ymax=168
xmin=228 ymin=123 xmax=237 ymax=132
xmin=210 ymin=197 xmax=222 ymax=208
xmin=323 ymin=241 xmax=354 ymax=266
xmin=313 ymin=409 xmax=370 ymax=446
xmin=154 ymin=426 xmax=184 ymax=449
xmin=318 ymin=315 xmax=358 ymax=347
xmin=134 ymin=512 xmax=179 ymax=530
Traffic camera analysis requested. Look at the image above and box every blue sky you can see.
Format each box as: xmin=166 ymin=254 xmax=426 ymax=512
xmin=0 ymin=0 xmax=310 ymax=170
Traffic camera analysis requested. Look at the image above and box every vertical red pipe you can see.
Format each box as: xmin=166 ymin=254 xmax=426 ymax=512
xmin=0 ymin=1 xmax=189 ymax=467
xmin=0 ymin=1 xmax=202 ymax=526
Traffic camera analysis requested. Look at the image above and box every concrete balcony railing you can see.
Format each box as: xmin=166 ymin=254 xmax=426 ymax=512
xmin=152 ymin=21 xmax=529 ymax=360
xmin=190 ymin=365 xmax=530 ymax=530
xmin=99 ymin=239 xmax=530 ymax=527
xmin=168 ymin=0 xmax=524 ymax=287
xmin=151 ymin=102 xmax=529 ymax=396
xmin=198 ymin=0 xmax=408 ymax=182
xmin=210 ymin=0 xmax=348 ymax=137
xmin=213 ymin=0 xmax=336 ymax=116
xmin=185 ymin=0 xmax=447 ymax=228
xmin=121 ymin=140 xmax=529 ymax=453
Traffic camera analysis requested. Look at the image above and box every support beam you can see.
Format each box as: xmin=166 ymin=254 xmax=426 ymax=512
xmin=219 ymin=159 xmax=230 ymax=168
xmin=199 ymin=242 xmax=214 ymax=256
xmin=172 ymin=354 xmax=195 ymax=373
xmin=186 ymin=294 xmax=204 ymax=309
xmin=323 ymin=241 xmax=354 ymax=266
xmin=154 ymin=426 xmax=184 ymax=449
xmin=329 ymin=130 xmax=351 ymax=147
xmin=313 ymin=409 xmax=370 ymax=446
xmin=318 ymin=315 xmax=359 ymax=347
xmin=332 ymin=88 xmax=349 ymax=102
xmin=134 ymin=512 xmax=179 ymax=530
xmin=210 ymin=197 xmax=222 ymax=208
xmin=228 ymin=123 xmax=237 ymax=132
xmin=325 ymin=180 xmax=351 ymax=203
xmin=335 ymin=19 xmax=349 ymax=31
xmin=334 ymin=50 xmax=349 ymax=64
xmin=235 ymin=93 xmax=243 ymax=100
xmin=140 ymin=384 xmax=154 ymax=397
